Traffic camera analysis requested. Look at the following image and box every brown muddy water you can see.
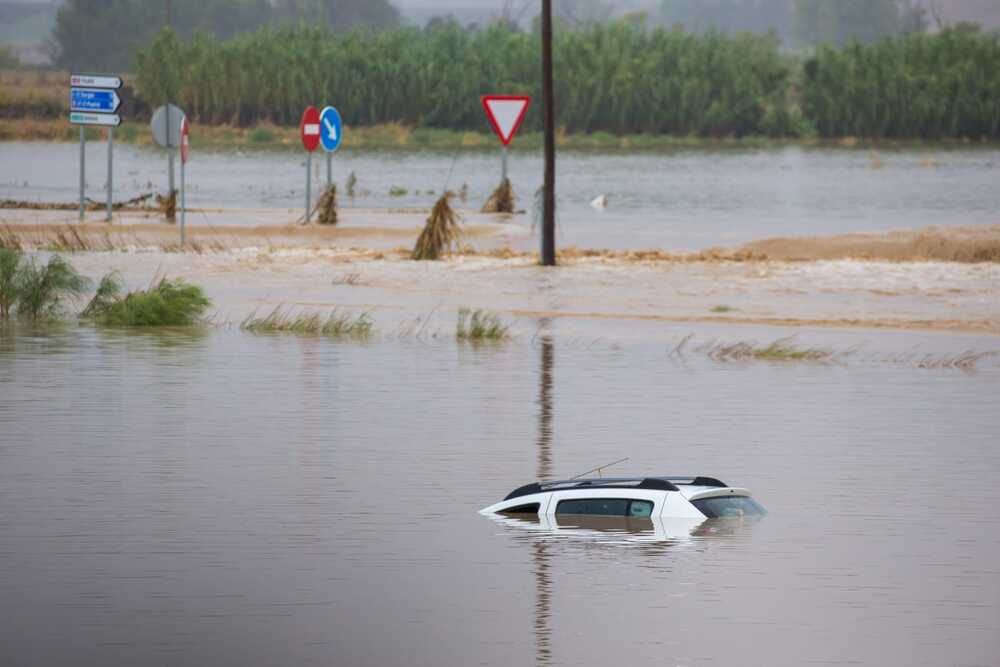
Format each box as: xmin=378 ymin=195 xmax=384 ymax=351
xmin=1 ymin=323 xmax=998 ymax=667
xmin=2 ymin=142 xmax=999 ymax=250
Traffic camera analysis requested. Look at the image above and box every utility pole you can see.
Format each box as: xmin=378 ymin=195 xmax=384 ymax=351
xmin=165 ymin=0 xmax=171 ymax=26
xmin=541 ymin=0 xmax=556 ymax=266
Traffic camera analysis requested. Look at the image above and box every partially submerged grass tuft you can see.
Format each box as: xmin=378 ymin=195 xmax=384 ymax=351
xmin=413 ymin=192 xmax=462 ymax=260
xmin=7 ymin=252 xmax=90 ymax=320
xmin=83 ymin=275 xmax=212 ymax=326
xmin=481 ymin=177 xmax=514 ymax=214
xmin=710 ymin=305 xmax=737 ymax=313
xmin=241 ymin=306 xmax=373 ymax=339
xmin=316 ymin=184 xmax=338 ymax=225
xmin=456 ymin=308 xmax=511 ymax=341
xmin=389 ymin=186 xmax=408 ymax=197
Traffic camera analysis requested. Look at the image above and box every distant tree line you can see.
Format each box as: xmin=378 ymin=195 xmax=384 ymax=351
xmin=658 ymin=0 xmax=930 ymax=47
xmin=51 ymin=0 xmax=400 ymax=71
xmin=132 ymin=18 xmax=1000 ymax=140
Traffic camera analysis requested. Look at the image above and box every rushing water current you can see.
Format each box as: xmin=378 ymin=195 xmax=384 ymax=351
xmin=2 ymin=142 xmax=999 ymax=250
xmin=1 ymin=324 xmax=998 ymax=666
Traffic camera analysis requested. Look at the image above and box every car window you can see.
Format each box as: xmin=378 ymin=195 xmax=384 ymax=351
xmin=628 ymin=500 xmax=653 ymax=517
xmin=500 ymin=503 xmax=540 ymax=514
xmin=691 ymin=496 xmax=766 ymax=518
xmin=556 ymin=498 xmax=654 ymax=517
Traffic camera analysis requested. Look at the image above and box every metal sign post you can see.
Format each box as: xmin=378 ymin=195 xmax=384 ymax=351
xmin=79 ymin=126 xmax=85 ymax=220
xmin=151 ymin=104 xmax=186 ymax=222
xmin=300 ymin=106 xmax=321 ymax=223
xmin=70 ymin=73 xmax=123 ymax=222
xmin=106 ymin=128 xmax=113 ymax=221
xmin=319 ymin=106 xmax=343 ymax=191
xmin=180 ymin=117 xmax=190 ymax=245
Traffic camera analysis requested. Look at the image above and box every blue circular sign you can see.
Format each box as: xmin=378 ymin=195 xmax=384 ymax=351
xmin=319 ymin=106 xmax=343 ymax=153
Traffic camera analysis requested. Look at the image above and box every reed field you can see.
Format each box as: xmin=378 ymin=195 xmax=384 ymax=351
xmin=4 ymin=23 xmax=998 ymax=142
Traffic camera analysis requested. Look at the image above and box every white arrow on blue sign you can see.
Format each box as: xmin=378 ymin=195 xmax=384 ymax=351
xmin=319 ymin=106 xmax=343 ymax=152
xmin=70 ymin=88 xmax=121 ymax=114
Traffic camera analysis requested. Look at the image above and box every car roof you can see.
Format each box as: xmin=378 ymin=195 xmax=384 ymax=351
xmin=504 ymin=476 xmax=727 ymax=501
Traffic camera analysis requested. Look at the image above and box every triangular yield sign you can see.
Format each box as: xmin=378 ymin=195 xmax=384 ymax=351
xmin=481 ymin=95 xmax=531 ymax=146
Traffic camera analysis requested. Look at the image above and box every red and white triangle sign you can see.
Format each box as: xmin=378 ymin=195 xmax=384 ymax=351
xmin=481 ymin=95 xmax=531 ymax=146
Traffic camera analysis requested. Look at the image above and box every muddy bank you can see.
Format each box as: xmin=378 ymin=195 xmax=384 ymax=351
xmin=2 ymin=213 xmax=998 ymax=335
xmin=2 ymin=213 xmax=999 ymax=265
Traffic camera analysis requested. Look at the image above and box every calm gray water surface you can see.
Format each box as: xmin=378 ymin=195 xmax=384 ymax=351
xmin=1 ymin=324 xmax=998 ymax=666
xmin=1 ymin=142 xmax=998 ymax=250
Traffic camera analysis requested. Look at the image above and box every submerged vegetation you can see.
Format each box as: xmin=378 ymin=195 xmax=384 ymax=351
xmin=240 ymin=307 xmax=374 ymax=339
xmin=456 ymin=308 xmax=511 ymax=342
xmin=125 ymin=21 xmax=1000 ymax=140
xmin=82 ymin=274 xmax=212 ymax=326
xmin=0 ymin=249 xmax=89 ymax=320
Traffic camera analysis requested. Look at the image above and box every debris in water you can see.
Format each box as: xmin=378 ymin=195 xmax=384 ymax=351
xmin=316 ymin=185 xmax=338 ymax=225
xmin=413 ymin=192 xmax=462 ymax=260
xmin=481 ymin=178 xmax=514 ymax=214
xmin=156 ymin=190 xmax=177 ymax=222
xmin=346 ymin=171 xmax=357 ymax=198
xmin=591 ymin=194 xmax=608 ymax=209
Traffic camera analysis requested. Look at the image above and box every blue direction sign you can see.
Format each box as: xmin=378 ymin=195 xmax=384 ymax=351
xmin=70 ymin=88 xmax=121 ymax=114
xmin=319 ymin=106 xmax=342 ymax=152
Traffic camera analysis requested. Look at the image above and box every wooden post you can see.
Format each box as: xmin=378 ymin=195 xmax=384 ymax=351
xmin=541 ymin=0 xmax=556 ymax=267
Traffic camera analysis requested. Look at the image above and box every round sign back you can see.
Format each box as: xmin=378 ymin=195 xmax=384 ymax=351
xmin=150 ymin=104 xmax=186 ymax=149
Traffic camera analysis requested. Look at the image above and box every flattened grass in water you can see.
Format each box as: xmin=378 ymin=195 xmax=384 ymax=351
xmin=82 ymin=274 xmax=212 ymax=326
xmin=670 ymin=335 xmax=836 ymax=363
xmin=456 ymin=308 xmax=510 ymax=341
xmin=241 ymin=307 xmax=373 ymax=339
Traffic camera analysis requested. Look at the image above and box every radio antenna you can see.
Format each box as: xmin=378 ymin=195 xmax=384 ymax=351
xmin=570 ymin=457 xmax=630 ymax=480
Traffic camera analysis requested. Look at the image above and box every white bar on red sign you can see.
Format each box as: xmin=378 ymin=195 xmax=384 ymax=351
xmin=304 ymin=124 xmax=320 ymax=135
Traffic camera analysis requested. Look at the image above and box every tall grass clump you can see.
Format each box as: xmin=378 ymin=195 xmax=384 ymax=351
xmin=316 ymin=184 xmax=338 ymax=225
xmin=3 ymin=253 xmax=90 ymax=320
xmin=0 ymin=248 xmax=20 ymax=319
xmin=481 ymin=178 xmax=514 ymax=214
xmin=82 ymin=274 xmax=211 ymax=326
xmin=413 ymin=192 xmax=461 ymax=260
xmin=240 ymin=306 xmax=373 ymax=339
xmin=456 ymin=308 xmax=511 ymax=341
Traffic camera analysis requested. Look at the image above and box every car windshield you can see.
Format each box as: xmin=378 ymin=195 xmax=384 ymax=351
xmin=691 ymin=495 xmax=766 ymax=518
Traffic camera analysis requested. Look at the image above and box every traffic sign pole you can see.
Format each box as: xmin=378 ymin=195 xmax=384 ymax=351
xmin=326 ymin=152 xmax=332 ymax=188
xmin=107 ymin=128 xmax=113 ymax=222
xmin=180 ymin=157 xmax=186 ymax=245
xmin=70 ymin=73 xmax=123 ymax=223
xmin=79 ymin=126 xmax=85 ymax=221
xmin=502 ymin=146 xmax=508 ymax=182
xmin=305 ymin=152 xmax=312 ymax=223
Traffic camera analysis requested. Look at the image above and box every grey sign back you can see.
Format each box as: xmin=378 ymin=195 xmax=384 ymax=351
xmin=150 ymin=104 xmax=186 ymax=148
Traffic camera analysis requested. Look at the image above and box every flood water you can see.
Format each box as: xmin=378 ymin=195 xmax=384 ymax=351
xmin=2 ymin=142 xmax=999 ymax=250
xmin=1 ymin=324 xmax=998 ymax=666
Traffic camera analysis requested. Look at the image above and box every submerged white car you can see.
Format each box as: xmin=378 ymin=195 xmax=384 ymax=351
xmin=480 ymin=476 xmax=766 ymax=519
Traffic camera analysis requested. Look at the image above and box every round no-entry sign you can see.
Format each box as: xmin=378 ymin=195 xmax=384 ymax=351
xmin=300 ymin=106 xmax=321 ymax=152
xmin=180 ymin=117 xmax=190 ymax=164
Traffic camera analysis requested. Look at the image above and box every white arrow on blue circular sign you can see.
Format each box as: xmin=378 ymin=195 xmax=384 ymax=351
xmin=319 ymin=106 xmax=342 ymax=152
